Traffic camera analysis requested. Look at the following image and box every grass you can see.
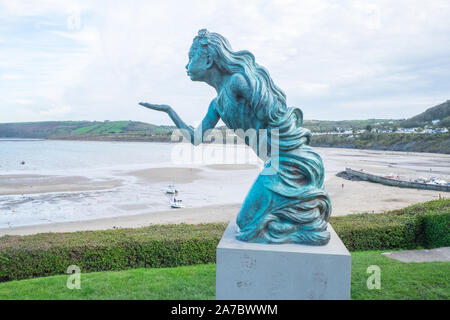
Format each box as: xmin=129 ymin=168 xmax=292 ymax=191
xmin=0 ymin=251 xmax=448 ymax=300
xmin=0 ymin=263 xmax=216 ymax=300
xmin=350 ymin=251 xmax=449 ymax=300
xmin=71 ymin=121 xmax=130 ymax=134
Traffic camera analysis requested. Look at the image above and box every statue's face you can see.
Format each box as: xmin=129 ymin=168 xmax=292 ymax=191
xmin=185 ymin=42 xmax=209 ymax=82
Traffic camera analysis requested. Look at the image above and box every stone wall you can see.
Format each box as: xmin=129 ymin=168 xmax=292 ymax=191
xmin=345 ymin=168 xmax=450 ymax=192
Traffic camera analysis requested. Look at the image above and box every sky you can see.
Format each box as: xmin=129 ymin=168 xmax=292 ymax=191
xmin=0 ymin=0 xmax=449 ymax=125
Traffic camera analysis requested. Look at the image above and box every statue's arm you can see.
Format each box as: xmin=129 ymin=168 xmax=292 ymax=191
xmin=168 ymin=100 xmax=220 ymax=145
xmin=139 ymin=100 xmax=220 ymax=146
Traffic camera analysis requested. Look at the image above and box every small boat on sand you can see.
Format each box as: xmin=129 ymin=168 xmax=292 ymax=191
xmin=170 ymin=195 xmax=184 ymax=208
xmin=164 ymin=184 xmax=178 ymax=194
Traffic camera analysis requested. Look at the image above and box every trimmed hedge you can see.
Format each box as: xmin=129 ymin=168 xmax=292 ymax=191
xmin=0 ymin=199 xmax=449 ymax=282
xmin=330 ymin=198 xmax=450 ymax=251
xmin=0 ymin=223 xmax=226 ymax=282
xmin=422 ymin=212 xmax=450 ymax=248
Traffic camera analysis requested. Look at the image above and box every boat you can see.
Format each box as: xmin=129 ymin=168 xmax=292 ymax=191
xmin=164 ymin=184 xmax=178 ymax=194
xmin=170 ymin=195 xmax=184 ymax=208
xmin=170 ymin=202 xmax=185 ymax=209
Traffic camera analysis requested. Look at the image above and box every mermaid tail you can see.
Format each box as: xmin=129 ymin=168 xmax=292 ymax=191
xmin=235 ymin=106 xmax=332 ymax=245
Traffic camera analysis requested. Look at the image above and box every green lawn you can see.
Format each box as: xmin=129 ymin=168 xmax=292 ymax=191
xmin=0 ymin=250 xmax=448 ymax=300
xmin=0 ymin=263 xmax=216 ymax=300
xmin=350 ymin=251 xmax=449 ymax=300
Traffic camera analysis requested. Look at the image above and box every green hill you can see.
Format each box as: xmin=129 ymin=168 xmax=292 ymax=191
xmin=1 ymin=99 xmax=449 ymax=153
xmin=0 ymin=121 xmax=172 ymax=141
xmin=310 ymin=132 xmax=450 ymax=154
xmin=401 ymin=100 xmax=450 ymax=128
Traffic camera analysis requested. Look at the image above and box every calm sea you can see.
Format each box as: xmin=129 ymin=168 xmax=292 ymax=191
xmin=0 ymin=139 xmax=174 ymax=175
xmin=0 ymin=139 xmax=258 ymax=229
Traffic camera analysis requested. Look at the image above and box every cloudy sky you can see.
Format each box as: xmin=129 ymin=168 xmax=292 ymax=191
xmin=1 ymin=0 xmax=449 ymax=125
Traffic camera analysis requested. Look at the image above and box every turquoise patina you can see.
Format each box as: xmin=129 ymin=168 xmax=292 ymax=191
xmin=140 ymin=29 xmax=331 ymax=245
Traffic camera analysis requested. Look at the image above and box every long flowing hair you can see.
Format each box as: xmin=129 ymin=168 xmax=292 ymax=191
xmin=194 ymin=29 xmax=300 ymax=129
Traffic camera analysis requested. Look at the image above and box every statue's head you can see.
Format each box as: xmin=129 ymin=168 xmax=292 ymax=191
xmin=185 ymin=29 xmax=233 ymax=82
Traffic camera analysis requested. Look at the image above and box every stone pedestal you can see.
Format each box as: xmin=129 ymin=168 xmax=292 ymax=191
xmin=216 ymin=221 xmax=351 ymax=300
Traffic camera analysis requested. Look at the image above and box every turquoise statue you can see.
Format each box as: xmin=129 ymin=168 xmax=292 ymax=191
xmin=140 ymin=29 xmax=331 ymax=245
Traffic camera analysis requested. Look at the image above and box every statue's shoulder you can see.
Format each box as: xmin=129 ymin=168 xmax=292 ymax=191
xmin=229 ymin=73 xmax=251 ymax=99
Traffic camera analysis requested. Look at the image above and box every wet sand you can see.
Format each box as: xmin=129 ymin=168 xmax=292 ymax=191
xmin=126 ymin=167 xmax=204 ymax=183
xmin=126 ymin=164 xmax=261 ymax=184
xmin=0 ymin=174 xmax=122 ymax=196
xmin=0 ymin=203 xmax=242 ymax=236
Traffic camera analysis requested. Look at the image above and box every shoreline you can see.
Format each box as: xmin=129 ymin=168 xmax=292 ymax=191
xmin=2 ymin=137 xmax=450 ymax=155
xmin=0 ymin=203 xmax=241 ymax=236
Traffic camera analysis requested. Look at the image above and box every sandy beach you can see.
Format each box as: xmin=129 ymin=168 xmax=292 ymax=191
xmin=0 ymin=146 xmax=448 ymax=236
xmin=126 ymin=167 xmax=204 ymax=183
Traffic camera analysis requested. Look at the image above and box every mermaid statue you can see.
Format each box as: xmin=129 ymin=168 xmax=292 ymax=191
xmin=140 ymin=29 xmax=331 ymax=245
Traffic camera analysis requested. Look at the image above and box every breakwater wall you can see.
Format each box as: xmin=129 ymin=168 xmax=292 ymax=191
xmin=345 ymin=168 xmax=450 ymax=192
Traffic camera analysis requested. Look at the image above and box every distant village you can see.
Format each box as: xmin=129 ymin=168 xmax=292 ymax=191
xmin=312 ymin=119 xmax=449 ymax=136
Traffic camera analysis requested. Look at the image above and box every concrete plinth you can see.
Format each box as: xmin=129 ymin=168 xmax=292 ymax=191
xmin=216 ymin=221 xmax=351 ymax=300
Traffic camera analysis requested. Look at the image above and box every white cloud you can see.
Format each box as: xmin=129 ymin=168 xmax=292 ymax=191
xmin=12 ymin=98 xmax=34 ymax=105
xmin=39 ymin=105 xmax=72 ymax=116
xmin=0 ymin=0 xmax=449 ymax=124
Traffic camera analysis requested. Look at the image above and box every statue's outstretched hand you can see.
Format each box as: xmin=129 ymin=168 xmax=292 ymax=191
xmin=139 ymin=102 xmax=171 ymax=113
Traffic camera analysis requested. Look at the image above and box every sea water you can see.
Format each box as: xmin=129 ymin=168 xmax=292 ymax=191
xmin=0 ymin=139 xmax=173 ymax=174
xmin=0 ymin=139 xmax=260 ymax=228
